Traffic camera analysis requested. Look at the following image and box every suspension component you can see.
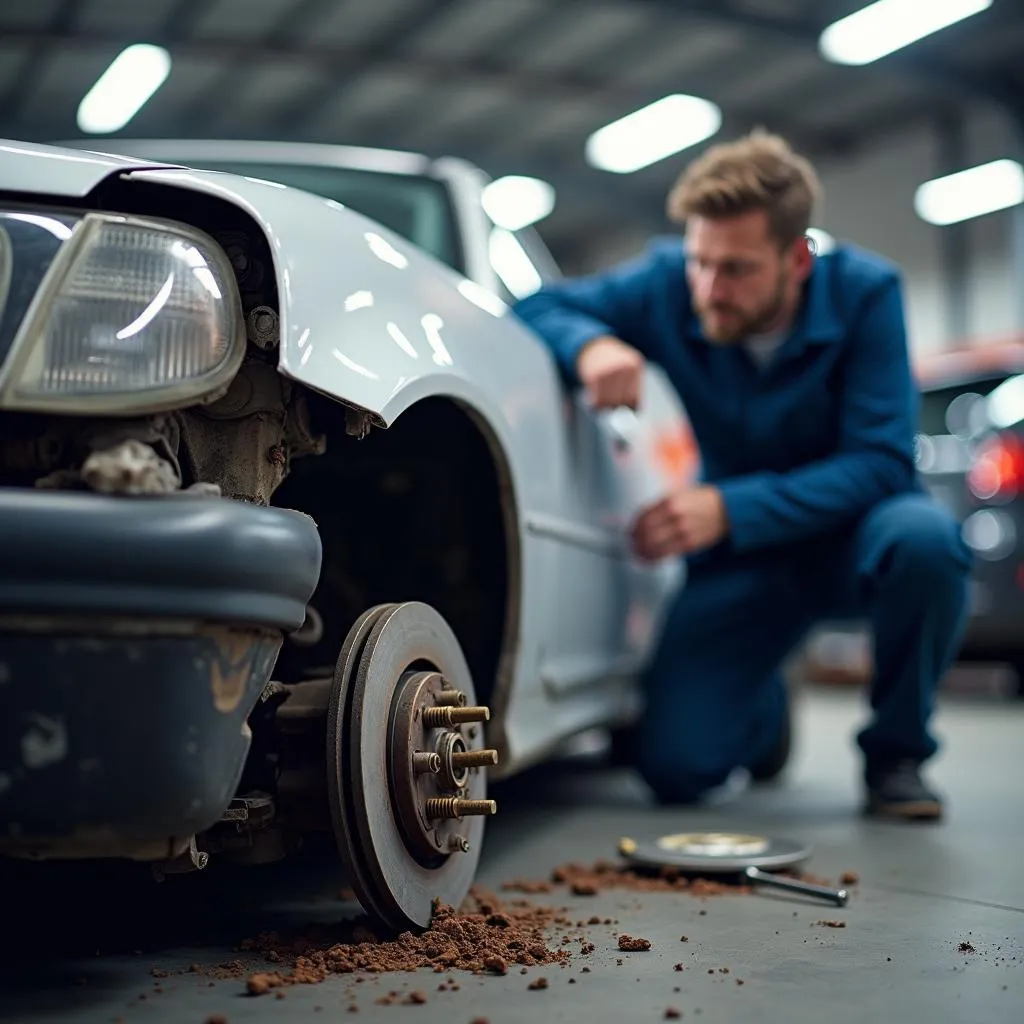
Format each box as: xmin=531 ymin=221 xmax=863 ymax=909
xmin=385 ymin=668 xmax=499 ymax=862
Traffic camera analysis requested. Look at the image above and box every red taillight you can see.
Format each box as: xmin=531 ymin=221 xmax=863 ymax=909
xmin=968 ymin=433 xmax=1024 ymax=500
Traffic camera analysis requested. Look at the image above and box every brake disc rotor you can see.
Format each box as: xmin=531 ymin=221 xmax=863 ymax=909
xmin=618 ymin=831 xmax=812 ymax=874
xmin=327 ymin=601 xmax=497 ymax=933
xmin=326 ymin=603 xmax=396 ymax=925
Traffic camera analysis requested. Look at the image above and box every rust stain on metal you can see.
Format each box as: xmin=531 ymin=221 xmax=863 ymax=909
xmin=209 ymin=630 xmax=259 ymax=713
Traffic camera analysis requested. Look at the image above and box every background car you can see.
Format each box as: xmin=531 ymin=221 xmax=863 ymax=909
xmin=917 ymin=342 xmax=1024 ymax=679
xmin=799 ymin=341 xmax=1024 ymax=698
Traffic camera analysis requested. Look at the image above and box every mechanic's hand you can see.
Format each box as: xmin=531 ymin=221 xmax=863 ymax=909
xmin=631 ymin=485 xmax=729 ymax=561
xmin=576 ymin=335 xmax=645 ymax=410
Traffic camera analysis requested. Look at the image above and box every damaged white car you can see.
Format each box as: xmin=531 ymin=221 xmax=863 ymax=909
xmin=0 ymin=138 xmax=691 ymax=932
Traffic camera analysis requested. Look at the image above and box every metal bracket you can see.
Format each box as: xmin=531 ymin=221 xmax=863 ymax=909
xmin=151 ymin=834 xmax=209 ymax=882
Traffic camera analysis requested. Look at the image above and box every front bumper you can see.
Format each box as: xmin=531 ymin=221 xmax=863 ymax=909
xmin=0 ymin=488 xmax=322 ymax=861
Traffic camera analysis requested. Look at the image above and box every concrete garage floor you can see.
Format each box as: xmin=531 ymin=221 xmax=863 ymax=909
xmin=1 ymin=686 xmax=1021 ymax=1024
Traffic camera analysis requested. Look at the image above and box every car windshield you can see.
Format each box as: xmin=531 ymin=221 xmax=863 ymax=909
xmin=175 ymin=159 xmax=463 ymax=274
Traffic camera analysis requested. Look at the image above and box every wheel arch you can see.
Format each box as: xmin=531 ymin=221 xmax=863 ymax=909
xmin=271 ymin=390 xmax=522 ymax=756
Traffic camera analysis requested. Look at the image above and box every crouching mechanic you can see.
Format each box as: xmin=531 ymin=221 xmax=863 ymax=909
xmin=512 ymin=130 xmax=972 ymax=821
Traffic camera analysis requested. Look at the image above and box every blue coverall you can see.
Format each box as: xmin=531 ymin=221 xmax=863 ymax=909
xmin=513 ymin=237 xmax=973 ymax=804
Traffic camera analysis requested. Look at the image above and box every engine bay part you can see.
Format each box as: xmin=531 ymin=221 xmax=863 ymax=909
xmin=0 ymin=354 xmax=326 ymax=504
xmin=0 ymin=200 xmax=323 ymax=505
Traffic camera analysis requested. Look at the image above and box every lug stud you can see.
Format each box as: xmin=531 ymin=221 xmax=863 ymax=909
xmin=422 ymin=705 xmax=490 ymax=728
xmin=425 ymin=797 xmax=497 ymax=819
xmin=450 ymin=749 xmax=499 ymax=769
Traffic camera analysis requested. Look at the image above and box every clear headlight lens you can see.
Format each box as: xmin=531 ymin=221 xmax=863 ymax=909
xmin=1 ymin=213 xmax=245 ymax=414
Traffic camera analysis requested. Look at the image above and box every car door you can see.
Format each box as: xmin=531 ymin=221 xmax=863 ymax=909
xmin=454 ymin=187 xmax=693 ymax=703
xmin=530 ymin=361 xmax=692 ymax=706
xmin=581 ymin=364 xmax=693 ymax=668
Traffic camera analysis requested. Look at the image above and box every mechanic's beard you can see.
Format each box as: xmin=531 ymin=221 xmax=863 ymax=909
xmin=698 ymin=274 xmax=789 ymax=345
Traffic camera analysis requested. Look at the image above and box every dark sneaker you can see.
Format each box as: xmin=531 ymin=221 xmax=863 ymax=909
xmin=750 ymin=699 xmax=792 ymax=783
xmin=864 ymin=759 xmax=943 ymax=821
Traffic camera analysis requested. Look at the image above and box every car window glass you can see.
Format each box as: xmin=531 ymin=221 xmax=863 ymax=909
xmin=486 ymin=220 xmax=561 ymax=304
xmin=489 ymin=227 xmax=544 ymax=302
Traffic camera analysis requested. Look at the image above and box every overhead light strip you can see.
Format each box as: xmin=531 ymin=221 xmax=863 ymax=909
xmin=819 ymin=0 xmax=993 ymax=66
xmin=585 ymin=94 xmax=722 ymax=175
xmin=915 ymin=159 xmax=1024 ymax=226
xmin=77 ymin=43 xmax=172 ymax=134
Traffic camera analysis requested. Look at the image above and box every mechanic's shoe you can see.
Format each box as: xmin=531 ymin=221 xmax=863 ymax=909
xmin=864 ymin=759 xmax=944 ymax=821
xmin=749 ymin=702 xmax=792 ymax=783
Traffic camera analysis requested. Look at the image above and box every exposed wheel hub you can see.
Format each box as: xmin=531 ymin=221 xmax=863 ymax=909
xmin=325 ymin=602 xmax=499 ymax=932
xmin=389 ymin=669 xmax=497 ymax=864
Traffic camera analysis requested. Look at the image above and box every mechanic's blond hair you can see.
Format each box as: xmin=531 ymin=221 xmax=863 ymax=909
xmin=666 ymin=129 xmax=822 ymax=248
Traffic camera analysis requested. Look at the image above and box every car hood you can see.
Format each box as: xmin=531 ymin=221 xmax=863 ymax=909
xmin=0 ymin=139 xmax=176 ymax=198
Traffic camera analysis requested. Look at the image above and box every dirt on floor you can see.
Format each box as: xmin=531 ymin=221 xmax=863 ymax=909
xmin=155 ymin=857 xmax=855 ymax=1002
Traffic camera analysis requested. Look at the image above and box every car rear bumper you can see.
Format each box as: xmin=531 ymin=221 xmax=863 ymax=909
xmin=0 ymin=488 xmax=322 ymax=861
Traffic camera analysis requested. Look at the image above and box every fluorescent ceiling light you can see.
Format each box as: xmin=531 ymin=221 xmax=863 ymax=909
xmin=77 ymin=43 xmax=172 ymax=134
xmin=481 ymin=175 xmax=555 ymax=231
xmin=819 ymin=0 xmax=992 ymax=66
xmin=585 ymin=94 xmax=722 ymax=174
xmin=914 ymin=159 xmax=1024 ymax=226
xmin=806 ymin=227 xmax=836 ymax=254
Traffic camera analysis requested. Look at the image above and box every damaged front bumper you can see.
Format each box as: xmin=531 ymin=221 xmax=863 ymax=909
xmin=0 ymin=487 xmax=322 ymax=862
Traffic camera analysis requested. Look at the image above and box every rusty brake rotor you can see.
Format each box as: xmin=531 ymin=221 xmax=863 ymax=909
xmin=328 ymin=601 xmax=497 ymax=933
xmin=325 ymin=603 xmax=397 ymax=927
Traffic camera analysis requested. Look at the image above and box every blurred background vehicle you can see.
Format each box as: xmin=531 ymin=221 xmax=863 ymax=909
xmin=800 ymin=340 xmax=1024 ymax=698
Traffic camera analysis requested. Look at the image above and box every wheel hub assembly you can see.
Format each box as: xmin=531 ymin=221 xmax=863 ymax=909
xmin=389 ymin=669 xmax=496 ymax=863
xmin=325 ymin=602 xmax=498 ymax=932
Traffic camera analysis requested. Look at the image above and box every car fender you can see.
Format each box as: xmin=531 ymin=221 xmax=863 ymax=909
xmin=121 ymin=165 xmax=571 ymax=494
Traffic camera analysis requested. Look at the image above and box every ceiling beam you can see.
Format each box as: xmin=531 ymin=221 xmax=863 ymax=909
xmin=262 ymin=0 xmax=470 ymax=135
xmin=0 ymin=18 xmax=997 ymax=143
xmin=0 ymin=3 xmax=1017 ymax=134
xmin=171 ymin=0 xmax=348 ymax=127
xmin=0 ymin=24 xmax=668 ymax=111
xmin=0 ymin=0 xmax=82 ymax=120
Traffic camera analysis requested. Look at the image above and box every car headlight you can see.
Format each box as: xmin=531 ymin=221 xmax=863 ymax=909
xmin=0 ymin=212 xmax=246 ymax=415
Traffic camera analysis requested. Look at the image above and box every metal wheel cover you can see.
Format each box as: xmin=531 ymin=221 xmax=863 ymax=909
xmin=621 ymin=832 xmax=811 ymax=874
xmin=332 ymin=602 xmax=488 ymax=932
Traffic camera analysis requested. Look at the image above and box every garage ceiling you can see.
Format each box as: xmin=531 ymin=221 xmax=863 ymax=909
xmin=1 ymin=0 xmax=1022 ymax=267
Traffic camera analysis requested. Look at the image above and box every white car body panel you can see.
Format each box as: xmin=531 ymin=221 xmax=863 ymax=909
xmin=0 ymin=138 xmax=162 ymax=195
xmin=2 ymin=138 xmax=691 ymax=774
